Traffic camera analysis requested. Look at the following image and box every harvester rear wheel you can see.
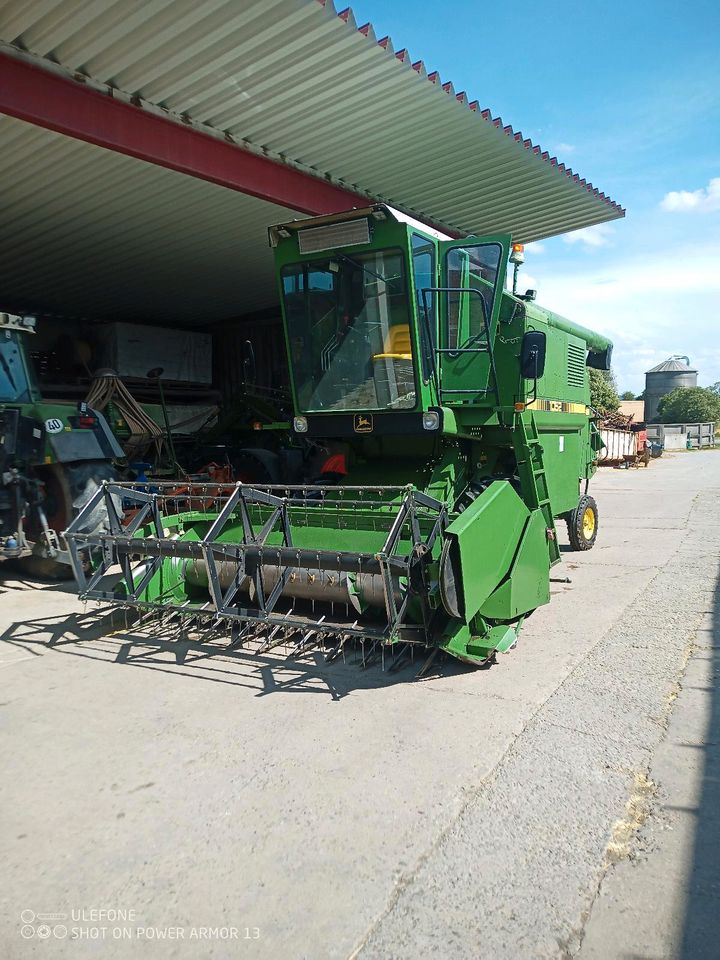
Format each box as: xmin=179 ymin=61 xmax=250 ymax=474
xmin=566 ymin=494 xmax=598 ymax=551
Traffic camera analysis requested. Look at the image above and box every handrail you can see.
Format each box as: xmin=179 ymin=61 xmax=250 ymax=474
xmin=420 ymin=286 xmax=500 ymax=409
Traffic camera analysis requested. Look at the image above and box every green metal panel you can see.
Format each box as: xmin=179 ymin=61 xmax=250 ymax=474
xmin=480 ymin=510 xmax=550 ymax=619
xmin=531 ymin=415 xmax=587 ymax=516
xmin=443 ymin=480 xmax=529 ymax=622
xmin=528 ymin=304 xmax=613 ymax=355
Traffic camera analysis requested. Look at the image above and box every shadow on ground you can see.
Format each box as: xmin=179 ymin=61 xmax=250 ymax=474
xmin=678 ymin=579 xmax=720 ymax=956
xmin=0 ymin=600 xmax=481 ymax=701
xmin=0 ymin=573 xmax=77 ymax=595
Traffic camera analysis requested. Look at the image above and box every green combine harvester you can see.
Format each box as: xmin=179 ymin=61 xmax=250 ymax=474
xmin=66 ymin=206 xmax=612 ymax=668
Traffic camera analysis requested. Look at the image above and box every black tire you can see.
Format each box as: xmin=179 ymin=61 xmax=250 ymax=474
xmin=566 ymin=494 xmax=598 ymax=551
xmin=231 ymin=448 xmax=281 ymax=484
xmin=18 ymin=460 xmax=117 ymax=580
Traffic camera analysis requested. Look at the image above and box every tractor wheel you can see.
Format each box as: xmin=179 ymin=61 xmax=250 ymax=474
xmin=566 ymin=494 xmax=598 ymax=551
xmin=18 ymin=460 xmax=117 ymax=580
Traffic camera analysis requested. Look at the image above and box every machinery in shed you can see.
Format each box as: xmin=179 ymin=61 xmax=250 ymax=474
xmin=66 ymin=206 xmax=613 ymax=668
xmin=0 ymin=312 xmax=122 ymax=575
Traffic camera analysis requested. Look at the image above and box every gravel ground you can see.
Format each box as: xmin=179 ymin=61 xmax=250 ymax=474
xmin=1 ymin=452 xmax=717 ymax=959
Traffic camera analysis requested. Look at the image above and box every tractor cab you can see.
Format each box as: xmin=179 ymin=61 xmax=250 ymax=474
xmin=0 ymin=312 xmax=40 ymax=405
xmin=279 ymin=244 xmax=415 ymax=414
xmin=270 ymin=205 xmax=511 ymax=440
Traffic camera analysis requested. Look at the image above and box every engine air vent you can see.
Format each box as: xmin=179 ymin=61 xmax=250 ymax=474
xmin=567 ymin=343 xmax=586 ymax=388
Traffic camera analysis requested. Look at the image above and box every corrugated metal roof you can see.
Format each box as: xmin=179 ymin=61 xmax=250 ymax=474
xmin=0 ymin=114 xmax=298 ymax=323
xmin=0 ymin=0 xmax=624 ymax=243
xmin=646 ymin=358 xmax=696 ymax=374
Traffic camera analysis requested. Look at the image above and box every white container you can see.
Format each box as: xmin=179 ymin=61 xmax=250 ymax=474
xmin=96 ymin=322 xmax=212 ymax=384
xmin=599 ymin=428 xmax=637 ymax=463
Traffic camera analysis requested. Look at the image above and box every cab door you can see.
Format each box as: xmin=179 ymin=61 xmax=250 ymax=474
xmin=437 ymin=236 xmax=510 ymax=404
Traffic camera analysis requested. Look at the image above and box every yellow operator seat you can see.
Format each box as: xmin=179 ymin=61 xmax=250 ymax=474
xmin=372 ymin=324 xmax=412 ymax=360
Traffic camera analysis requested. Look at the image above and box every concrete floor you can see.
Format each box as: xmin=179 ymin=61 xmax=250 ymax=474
xmin=577 ymin=607 xmax=720 ymax=960
xmin=1 ymin=452 xmax=718 ymax=959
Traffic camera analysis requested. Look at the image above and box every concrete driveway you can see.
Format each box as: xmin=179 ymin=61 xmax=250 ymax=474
xmin=1 ymin=452 xmax=718 ymax=959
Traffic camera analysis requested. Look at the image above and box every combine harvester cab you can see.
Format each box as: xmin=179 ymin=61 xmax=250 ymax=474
xmin=65 ymin=206 xmax=612 ymax=668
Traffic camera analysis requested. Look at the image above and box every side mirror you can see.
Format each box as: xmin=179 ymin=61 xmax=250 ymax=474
xmin=520 ymin=331 xmax=546 ymax=379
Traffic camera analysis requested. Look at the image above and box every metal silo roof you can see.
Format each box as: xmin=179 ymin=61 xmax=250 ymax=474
xmin=646 ymin=358 xmax=697 ymax=374
xmin=0 ymin=0 xmax=624 ymax=243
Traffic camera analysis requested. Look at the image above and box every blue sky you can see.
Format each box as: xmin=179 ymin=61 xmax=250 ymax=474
xmin=349 ymin=0 xmax=720 ymax=393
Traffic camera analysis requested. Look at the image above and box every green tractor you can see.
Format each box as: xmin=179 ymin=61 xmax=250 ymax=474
xmin=66 ymin=206 xmax=611 ymax=667
xmin=0 ymin=312 xmax=122 ymax=577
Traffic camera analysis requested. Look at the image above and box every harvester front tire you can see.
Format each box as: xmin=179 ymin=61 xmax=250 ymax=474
xmin=566 ymin=494 xmax=598 ymax=551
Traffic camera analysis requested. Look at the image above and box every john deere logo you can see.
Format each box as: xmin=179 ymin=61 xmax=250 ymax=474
xmin=354 ymin=414 xmax=373 ymax=434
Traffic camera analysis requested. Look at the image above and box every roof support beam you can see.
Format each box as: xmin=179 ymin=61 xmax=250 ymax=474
xmin=0 ymin=51 xmax=368 ymax=216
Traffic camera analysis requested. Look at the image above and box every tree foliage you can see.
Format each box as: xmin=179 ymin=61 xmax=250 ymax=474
xmin=657 ymin=386 xmax=720 ymax=424
xmin=589 ymin=368 xmax=620 ymax=413
xmin=620 ymin=390 xmax=636 ymax=400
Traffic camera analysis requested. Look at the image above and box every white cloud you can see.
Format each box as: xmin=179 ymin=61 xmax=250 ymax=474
xmin=552 ymin=142 xmax=576 ymax=154
xmin=660 ymin=177 xmax=720 ymax=212
xmin=561 ymin=223 xmax=614 ymax=248
xmin=523 ymin=240 xmax=720 ymax=392
xmin=526 ymin=242 xmax=546 ymax=254
xmin=513 ymin=271 xmax=540 ymax=294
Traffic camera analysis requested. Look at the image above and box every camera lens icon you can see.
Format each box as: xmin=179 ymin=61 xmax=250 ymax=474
xmin=37 ymin=924 xmax=52 ymax=940
xmin=20 ymin=925 xmax=35 ymax=940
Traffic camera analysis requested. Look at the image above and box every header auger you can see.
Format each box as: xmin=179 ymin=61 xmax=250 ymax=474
xmin=66 ymin=205 xmax=612 ymax=670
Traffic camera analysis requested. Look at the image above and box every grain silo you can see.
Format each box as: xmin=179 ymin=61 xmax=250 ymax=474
xmin=645 ymin=356 xmax=697 ymax=421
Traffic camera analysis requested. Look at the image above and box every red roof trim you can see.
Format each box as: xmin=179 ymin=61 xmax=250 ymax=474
xmin=0 ymin=52 xmax=368 ymax=217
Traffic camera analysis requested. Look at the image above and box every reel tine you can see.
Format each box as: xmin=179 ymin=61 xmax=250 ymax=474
xmin=199 ymin=618 xmax=224 ymax=643
xmin=290 ymin=615 xmax=326 ymax=657
xmin=325 ymin=633 xmax=348 ymax=664
xmin=160 ymin=609 xmax=178 ymax=630
xmin=171 ymin=620 xmax=189 ymax=643
xmin=135 ymin=609 xmax=157 ymax=631
xmin=415 ymin=646 xmax=440 ymax=680
xmin=257 ymin=611 xmax=292 ymax=654
xmin=228 ymin=620 xmax=244 ymax=650
xmin=228 ymin=621 xmax=252 ymax=649
xmin=360 ymin=639 xmax=381 ymax=670
xmin=388 ymin=642 xmax=412 ymax=674
xmin=290 ymin=630 xmax=315 ymax=658
xmin=165 ymin=603 xmax=192 ymax=640
xmin=302 ymin=633 xmax=324 ymax=656
xmin=247 ymin=623 xmax=269 ymax=649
